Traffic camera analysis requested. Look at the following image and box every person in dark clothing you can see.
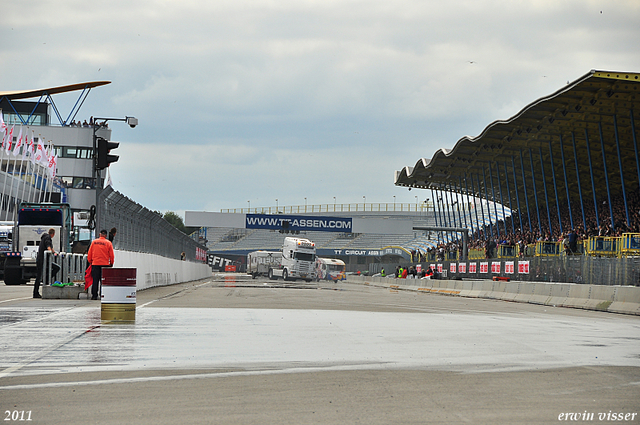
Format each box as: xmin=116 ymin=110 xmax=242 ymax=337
xmin=34 ymin=228 xmax=55 ymax=298
xmin=108 ymin=227 xmax=117 ymax=243
xmin=568 ymin=229 xmax=578 ymax=254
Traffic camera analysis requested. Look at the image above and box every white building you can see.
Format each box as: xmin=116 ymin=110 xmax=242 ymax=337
xmin=0 ymin=81 xmax=114 ymax=220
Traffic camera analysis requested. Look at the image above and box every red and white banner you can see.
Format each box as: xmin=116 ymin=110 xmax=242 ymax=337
xmin=505 ymin=261 xmax=515 ymax=274
xmin=479 ymin=262 xmax=488 ymax=273
xmin=468 ymin=262 xmax=477 ymax=273
xmin=518 ymin=261 xmax=530 ymax=274
xmin=458 ymin=263 xmax=467 ymax=273
xmin=450 ymin=263 xmax=456 ymax=273
xmin=491 ymin=262 xmax=501 ymax=274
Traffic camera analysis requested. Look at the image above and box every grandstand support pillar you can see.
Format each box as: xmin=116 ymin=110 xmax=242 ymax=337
xmin=431 ymin=188 xmax=441 ymax=242
xmin=482 ymin=166 xmax=494 ymax=239
xmin=528 ymin=149 xmax=543 ymax=235
xmin=413 ymin=226 xmax=468 ymax=261
xmin=443 ymin=185 xmax=453 ymax=241
xmin=463 ymin=175 xmax=475 ymax=236
xmin=470 ymin=174 xmax=483 ymax=239
xmin=559 ymin=135 xmax=574 ymax=230
xmin=598 ymin=122 xmax=615 ymax=231
xmin=496 ymin=162 xmax=509 ymax=235
xmin=503 ymin=162 xmax=515 ymax=234
xmin=511 ymin=157 xmax=524 ymax=232
xmin=584 ymin=128 xmax=600 ymax=229
xmin=474 ymin=173 xmax=487 ymax=240
xmin=488 ymin=162 xmax=501 ymax=237
xmin=451 ymin=183 xmax=463 ymax=230
xmin=519 ymin=150 xmax=533 ymax=233
xmin=538 ymin=147 xmax=553 ymax=236
xmin=631 ymin=109 xmax=640 ymax=194
xmin=459 ymin=176 xmax=469 ymax=231
xmin=614 ymin=114 xmax=631 ymax=228
xmin=572 ymin=132 xmax=588 ymax=233
xmin=548 ymin=140 xmax=563 ymax=235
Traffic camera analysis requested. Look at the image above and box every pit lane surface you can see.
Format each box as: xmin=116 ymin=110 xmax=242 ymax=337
xmin=1 ymin=275 xmax=639 ymax=424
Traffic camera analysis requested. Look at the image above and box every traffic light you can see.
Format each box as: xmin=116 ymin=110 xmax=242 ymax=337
xmin=96 ymin=137 xmax=119 ymax=169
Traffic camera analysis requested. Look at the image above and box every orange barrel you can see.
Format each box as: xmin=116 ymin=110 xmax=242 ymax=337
xmin=101 ymin=268 xmax=136 ymax=321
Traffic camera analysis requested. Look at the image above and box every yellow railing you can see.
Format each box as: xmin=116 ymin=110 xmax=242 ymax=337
xmin=497 ymin=245 xmax=517 ymax=258
xmin=535 ymin=241 xmax=562 ymax=256
xmin=220 ymin=202 xmax=433 ymax=214
xmin=618 ymin=233 xmax=640 ymax=257
xmin=468 ymin=248 xmax=485 ymax=260
xmin=585 ymin=236 xmax=619 ymax=257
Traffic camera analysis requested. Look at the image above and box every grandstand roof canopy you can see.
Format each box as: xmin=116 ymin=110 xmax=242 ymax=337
xmin=0 ymin=81 xmax=111 ymax=100
xmin=395 ymin=70 xmax=640 ymax=212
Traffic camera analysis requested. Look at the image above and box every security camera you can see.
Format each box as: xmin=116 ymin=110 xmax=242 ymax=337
xmin=125 ymin=117 xmax=138 ymax=128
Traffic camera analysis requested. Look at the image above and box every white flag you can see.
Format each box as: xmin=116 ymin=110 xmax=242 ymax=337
xmin=28 ymin=133 xmax=36 ymax=164
xmin=12 ymin=127 xmax=23 ymax=156
xmin=35 ymin=139 xmax=45 ymax=164
xmin=5 ymin=125 xmax=14 ymax=154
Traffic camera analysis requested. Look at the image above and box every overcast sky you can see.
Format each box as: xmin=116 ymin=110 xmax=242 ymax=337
xmin=2 ymin=0 xmax=640 ymax=216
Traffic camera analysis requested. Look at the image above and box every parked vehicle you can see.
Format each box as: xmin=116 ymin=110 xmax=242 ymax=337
xmin=267 ymin=237 xmax=317 ymax=282
xmin=315 ymin=257 xmax=346 ymax=282
xmin=2 ymin=203 xmax=71 ymax=285
xmin=246 ymin=250 xmax=281 ymax=279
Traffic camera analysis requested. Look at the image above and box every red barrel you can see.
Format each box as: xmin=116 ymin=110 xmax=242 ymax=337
xmin=101 ymin=268 xmax=137 ymax=321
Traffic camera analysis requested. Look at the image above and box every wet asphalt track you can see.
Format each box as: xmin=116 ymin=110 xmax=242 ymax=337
xmin=1 ymin=275 xmax=639 ymax=424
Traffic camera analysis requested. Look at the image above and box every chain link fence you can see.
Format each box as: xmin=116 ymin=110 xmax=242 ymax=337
xmin=98 ymin=186 xmax=206 ymax=261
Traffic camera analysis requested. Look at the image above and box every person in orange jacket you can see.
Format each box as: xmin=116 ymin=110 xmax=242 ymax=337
xmin=88 ymin=229 xmax=115 ymax=300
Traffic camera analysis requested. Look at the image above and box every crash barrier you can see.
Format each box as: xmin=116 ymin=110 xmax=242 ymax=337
xmin=346 ymin=275 xmax=640 ymax=316
xmin=366 ymin=255 xmax=640 ymax=286
xmin=41 ymin=249 xmax=211 ymax=297
xmin=112 ymin=250 xmax=212 ymax=291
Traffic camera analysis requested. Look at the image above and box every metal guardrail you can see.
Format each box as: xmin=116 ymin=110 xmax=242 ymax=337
xmin=43 ymin=251 xmax=87 ymax=286
xmin=98 ymin=186 xmax=207 ymax=261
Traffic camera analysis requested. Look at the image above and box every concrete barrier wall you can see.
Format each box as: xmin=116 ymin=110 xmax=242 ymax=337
xmin=346 ymin=276 xmax=640 ymax=316
xmin=113 ymin=250 xmax=212 ymax=291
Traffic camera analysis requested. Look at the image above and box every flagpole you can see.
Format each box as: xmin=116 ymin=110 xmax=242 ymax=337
xmin=25 ymin=131 xmax=36 ymax=204
xmin=0 ymin=149 xmax=7 ymax=220
xmin=18 ymin=127 xmax=30 ymax=207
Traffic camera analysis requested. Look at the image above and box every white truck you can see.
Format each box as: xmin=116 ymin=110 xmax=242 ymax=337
xmin=246 ymin=250 xmax=281 ymax=279
xmin=2 ymin=203 xmax=71 ymax=285
xmin=265 ymin=237 xmax=317 ymax=282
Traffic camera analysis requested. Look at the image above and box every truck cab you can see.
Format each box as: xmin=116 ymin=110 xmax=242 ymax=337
xmin=267 ymin=237 xmax=317 ymax=282
xmin=2 ymin=203 xmax=71 ymax=285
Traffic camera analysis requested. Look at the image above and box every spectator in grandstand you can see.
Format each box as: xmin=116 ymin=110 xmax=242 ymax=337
xmin=568 ymin=229 xmax=578 ymax=254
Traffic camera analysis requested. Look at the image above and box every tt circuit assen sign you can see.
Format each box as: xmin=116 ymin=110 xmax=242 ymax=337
xmin=245 ymin=214 xmax=352 ymax=233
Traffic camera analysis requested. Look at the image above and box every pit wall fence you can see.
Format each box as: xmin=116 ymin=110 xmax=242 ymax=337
xmin=345 ymin=274 xmax=640 ymax=316
xmin=367 ymin=256 xmax=640 ymax=286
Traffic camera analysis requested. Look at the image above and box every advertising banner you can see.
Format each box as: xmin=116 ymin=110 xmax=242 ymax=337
xmin=246 ymin=214 xmax=352 ymax=233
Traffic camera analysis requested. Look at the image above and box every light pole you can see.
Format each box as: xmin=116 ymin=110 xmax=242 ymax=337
xmin=304 ymin=197 xmax=307 ymax=213
xmin=362 ymin=196 xmax=366 ymax=211
xmin=92 ymin=116 xmax=137 ymax=232
xmin=275 ymin=199 xmax=278 ymax=213
xmin=247 ymin=200 xmax=250 ymax=213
